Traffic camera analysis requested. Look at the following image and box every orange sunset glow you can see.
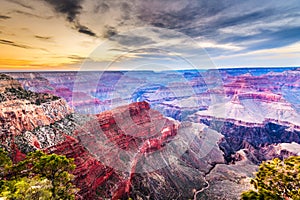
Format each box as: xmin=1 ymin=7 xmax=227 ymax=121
xmin=0 ymin=0 xmax=299 ymax=71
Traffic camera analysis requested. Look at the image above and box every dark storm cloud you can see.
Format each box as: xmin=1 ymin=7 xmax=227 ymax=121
xmin=43 ymin=0 xmax=83 ymax=22
xmin=104 ymin=26 xmax=118 ymax=38
xmin=43 ymin=0 xmax=97 ymax=37
xmin=0 ymin=15 xmax=11 ymax=20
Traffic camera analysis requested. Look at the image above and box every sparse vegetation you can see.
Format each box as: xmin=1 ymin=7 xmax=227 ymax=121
xmin=0 ymin=74 xmax=13 ymax=80
xmin=1 ymin=87 xmax=60 ymax=104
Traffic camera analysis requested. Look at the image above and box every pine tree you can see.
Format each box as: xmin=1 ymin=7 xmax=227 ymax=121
xmin=0 ymin=148 xmax=78 ymax=200
xmin=241 ymin=156 xmax=300 ymax=200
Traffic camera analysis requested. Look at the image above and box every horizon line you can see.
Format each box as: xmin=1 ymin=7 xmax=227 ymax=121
xmin=0 ymin=66 xmax=299 ymax=73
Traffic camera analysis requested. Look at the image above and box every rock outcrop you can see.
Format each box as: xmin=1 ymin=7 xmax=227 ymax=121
xmin=0 ymin=99 xmax=71 ymax=135
xmin=0 ymin=73 xmax=72 ymax=161
xmin=0 ymin=74 xmax=22 ymax=93
xmin=74 ymin=101 xmax=222 ymax=199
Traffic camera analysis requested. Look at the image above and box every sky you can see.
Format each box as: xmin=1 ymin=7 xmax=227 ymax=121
xmin=0 ymin=0 xmax=300 ymax=71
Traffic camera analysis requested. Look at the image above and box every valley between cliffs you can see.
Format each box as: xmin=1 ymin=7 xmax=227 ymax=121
xmin=1 ymin=72 xmax=300 ymax=199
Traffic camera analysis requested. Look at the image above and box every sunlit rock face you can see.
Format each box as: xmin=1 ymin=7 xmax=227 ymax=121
xmin=187 ymin=71 xmax=300 ymax=167
xmin=45 ymin=136 xmax=121 ymax=200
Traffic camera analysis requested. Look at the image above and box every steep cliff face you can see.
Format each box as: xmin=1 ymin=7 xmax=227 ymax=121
xmin=190 ymin=120 xmax=300 ymax=200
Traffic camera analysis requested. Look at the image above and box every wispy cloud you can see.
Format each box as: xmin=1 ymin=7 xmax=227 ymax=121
xmin=68 ymin=55 xmax=87 ymax=62
xmin=5 ymin=0 xmax=34 ymax=10
xmin=9 ymin=10 xmax=53 ymax=19
xmin=34 ymin=35 xmax=52 ymax=40
xmin=0 ymin=39 xmax=49 ymax=52
xmin=0 ymin=39 xmax=34 ymax=49
xmin=0 ymin=15 xmax=10 ymax=20
xmin=67 ymin=0 xmax=299 ymax=61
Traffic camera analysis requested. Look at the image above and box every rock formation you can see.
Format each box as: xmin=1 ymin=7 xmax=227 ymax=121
xmin=0 ymin=73 xmax=72 ymax=161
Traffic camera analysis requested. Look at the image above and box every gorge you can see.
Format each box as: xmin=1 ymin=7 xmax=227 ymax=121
xmin=1 ymin=68 xmax=300 ymax=199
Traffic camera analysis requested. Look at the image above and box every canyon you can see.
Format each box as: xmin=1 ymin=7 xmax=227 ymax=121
xmin=1 ymin=68 xmax=300 ymax=199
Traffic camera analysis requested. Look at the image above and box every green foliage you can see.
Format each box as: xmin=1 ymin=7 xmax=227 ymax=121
xmin=0 ymin=177 xmax=52 ymax=200
xmin=0 ymin=148 xmax=12 ymax=170
xmin=29 ymin=151 xmax=77 ymax=199
xmin=0 ymin=148 xmax=78 ymax=200
xmin=0 ymin=148 xmax=12 ymax=183
xmin=241 ymin=156 xmax=300 ymax=200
